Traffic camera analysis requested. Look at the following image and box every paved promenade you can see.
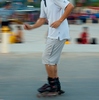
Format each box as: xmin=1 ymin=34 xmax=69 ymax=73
xmin=0 ymin=24 xmax=99 ymax=100
xmin=0 ymin=53 xmax=99 ymax=100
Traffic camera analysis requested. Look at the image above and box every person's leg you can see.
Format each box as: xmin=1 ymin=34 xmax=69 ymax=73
xmin=39 ymin=38 xmax=66 ymax=93
xmin=38 ymin=64 xmax=58 ymax=93
xmin=45 ymin=64 xmax=58 ymax=78
xmin=45 ymin=64 xmax=62 ymax=92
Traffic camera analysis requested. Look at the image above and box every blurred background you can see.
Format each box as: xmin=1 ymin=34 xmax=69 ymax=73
xmin=0 ymin=0 xmax=99 ymax=24
xmin=0 ymin=0 xmax=99 ymax=45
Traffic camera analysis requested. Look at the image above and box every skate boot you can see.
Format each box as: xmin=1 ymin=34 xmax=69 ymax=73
xmin=55 ymin=77 xmax=65 ymax=95
xmin=48 ymin=77 xmax=65 ymax=95
xmin=48 ymin=77 xmax=58 ymax=92
xmin=38 ymin=83 xmax=51 ymax=93
xmin=37 ymin=82 xmax=58 ymax=98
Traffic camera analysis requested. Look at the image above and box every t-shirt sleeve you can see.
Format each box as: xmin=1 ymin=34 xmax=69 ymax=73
xmin=53 ymin=0 xmax=70 ymax=9
xmin=40 ymin=1 xmax=47 ymax=18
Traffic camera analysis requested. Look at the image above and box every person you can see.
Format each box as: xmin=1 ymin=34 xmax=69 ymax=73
xmin=9 ymin=29 xmax=17 ymax=44
xmin=90 ymin=38 xmax=97 ymax=44
xmin=76 ymin=27 xmax=89 ymax=44
xmin=24 ymin=0 xmax=74 ymax=94
xmin=15 ymin=25 xmax=23 ymax=43
xmin=9 ymin=26 xmax=23 ymax=43
xmin=80 ymin=27 xmax=89 ymax=44
xmin=0 ymin=1 xmax=15 ymax=28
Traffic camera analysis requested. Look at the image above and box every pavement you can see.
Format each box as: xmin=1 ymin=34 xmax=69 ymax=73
xmin=0 ymin=53 xmax=99 ymax=100
xmin=0 ymin=24 xmax=99 ymax=100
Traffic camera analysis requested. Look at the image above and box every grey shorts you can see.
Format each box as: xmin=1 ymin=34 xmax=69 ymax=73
xmin=42 ymin=38 xmax=66 ymax=65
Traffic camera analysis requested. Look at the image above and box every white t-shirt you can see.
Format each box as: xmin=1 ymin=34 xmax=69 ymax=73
xmin=40 ymin=0 xmax=70 ymax=40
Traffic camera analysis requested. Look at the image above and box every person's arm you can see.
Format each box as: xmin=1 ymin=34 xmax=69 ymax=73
xmin=58 ymin=3 xmax=74 ymax=23
xmin=51 ymin=2 xmax=74 ymax=28
xmin=24 ymin=0 xmax=47 ymax=30
xmin=24 ymin=18 xmax=46 ymax=30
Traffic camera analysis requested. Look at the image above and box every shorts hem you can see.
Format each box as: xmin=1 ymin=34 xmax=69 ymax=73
xmin=42 ymin=62 xmax=59 ymax=65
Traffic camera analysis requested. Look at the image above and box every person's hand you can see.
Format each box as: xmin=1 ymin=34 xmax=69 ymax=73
xmin=50 ymin=20 xmax=62 ymax=28
xmin=24 ymin=23 xmax=33 ymax=30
